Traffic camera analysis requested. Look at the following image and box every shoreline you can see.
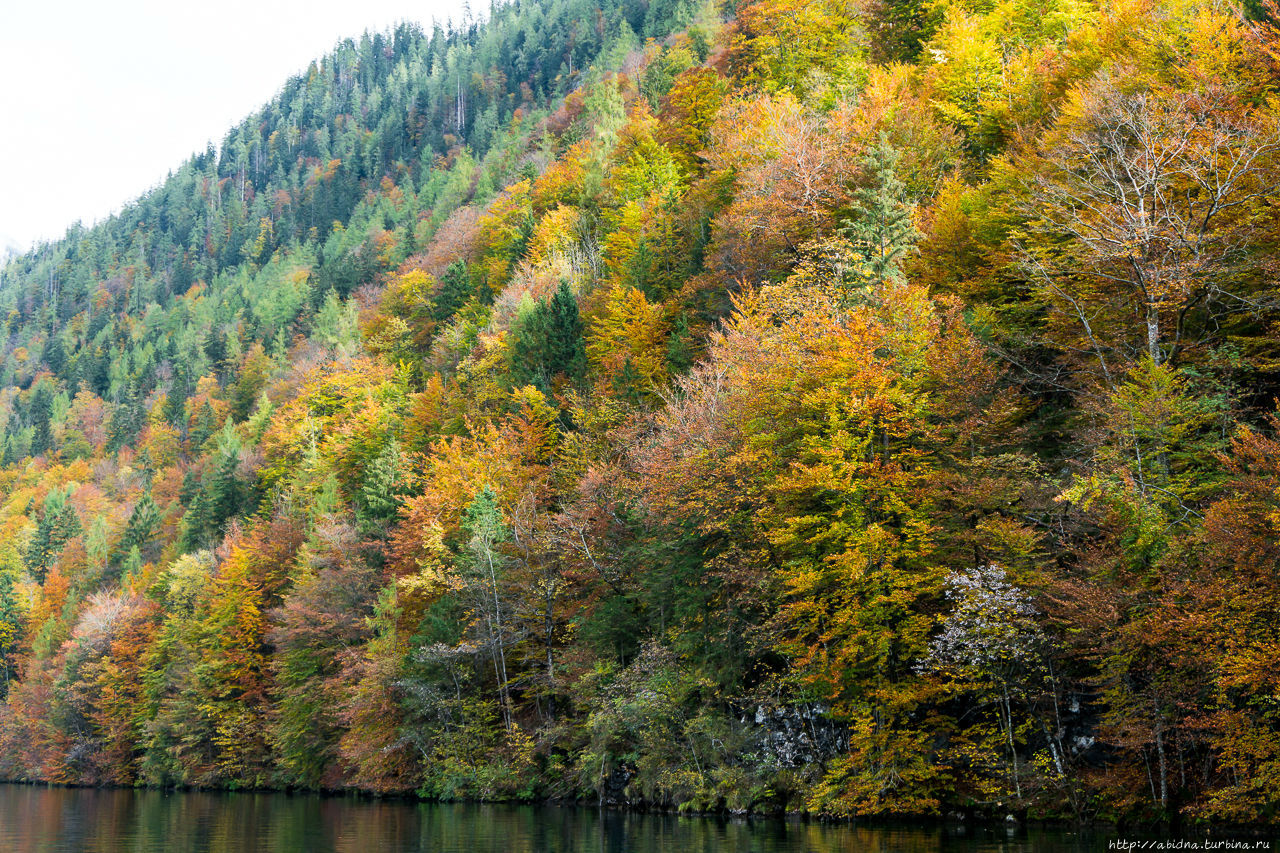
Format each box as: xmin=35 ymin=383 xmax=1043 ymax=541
xmin=5 ymin=778 xmax=1277 ymax=837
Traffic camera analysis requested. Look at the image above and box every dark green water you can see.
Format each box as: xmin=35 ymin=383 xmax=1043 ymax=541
xmin=0 ymin=784 xmax=1105 ymax=852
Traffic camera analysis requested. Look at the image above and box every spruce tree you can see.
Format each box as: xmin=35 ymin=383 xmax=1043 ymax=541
xmin=841 ymin=133 xmax=919 ymax=292
xmin=665 ymin=312 xmax=694 ymax=375
xmin=190 ymin=401 xmax=219 ymax=450
xmin=510 ymin=281 xmax=586 ymax=392
xmin=431 ymin=260 xmax=471 ymax=323
xmin=106 ymin=383 xmax=144 ymax=452
xmin=118 ymin=493 xmax=162 ymax=562
xmin=29 ymin=384 xmax=54 ymax=458
xmin=180 ymin=487 xmax=214 ymax=554
xmin=544 ymin=281 xmax=587 ymax=382
xmin=0 ymin=558 xmax=24 ymax=698
xmin=359 ymin=440 xmax=406 ymax=527
xmin=24 ymin=489 xmax=82 ymax=581
xmin=43 ymin=334 xmax=67 ymax=376
xmin=1 ymin=411 xmax=21 ymax=465
xmin=209 ymin=449 xmax=245 ymax=530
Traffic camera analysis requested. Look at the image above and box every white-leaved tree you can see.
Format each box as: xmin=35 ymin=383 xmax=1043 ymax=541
xmin=921 ymin=564 xmax=1068 ymax=803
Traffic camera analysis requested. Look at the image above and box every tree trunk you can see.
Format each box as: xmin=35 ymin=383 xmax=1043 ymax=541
xmin=485 ymin=548 xmax=513 ymax=730
xmin=1003 ymin=687 xmax=1022 ymax=800
xmin=1156 ymin=724 xmax=1168 ymax=810
xmin=1146 ymin=303 xmax=1161 ymax=365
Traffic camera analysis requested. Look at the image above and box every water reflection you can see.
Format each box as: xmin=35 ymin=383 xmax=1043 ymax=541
xmin=0 ymin=784 xmax=1103 ymax=853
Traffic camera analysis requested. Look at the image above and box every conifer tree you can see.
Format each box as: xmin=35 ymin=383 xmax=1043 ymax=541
xmin=118 ymin=493 xmax=162 ymax=565
xmin=359 ymin=440 xmax=406 ymax=527
xmin=0 ymin=553 xmax=24 ymax=697
xmin=209 ymin=450 xmax=245 ymax=531
xmin=29 ymin=384 xmax=54 ymax=458
xmin=665 ymin=312 xmax=694 ymax=376
xmin=510 ymin=281 xmax=586 ymax=391
xmin=841 ymin=134 xmax=919 ymax=292
xmin=190 ymin=400 xmax=219 ymax=450
xmin=431 ymin=260 xmax=471 ymax=323
xmin=106 ymin=383 xmax=144 ymax=452
xmin=24 ymin=489 xmax=82 ymax=581
xmin=1 ymin=411 xmax=21 ymax=466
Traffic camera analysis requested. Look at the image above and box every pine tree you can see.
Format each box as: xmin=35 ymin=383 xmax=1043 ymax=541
xmin=510 ymin=281 xmax=586 ymax=391
xmin=118 ymin=493 xmax=162 ymax=564
xmin=840 ymin=133 xmax=919 ymax=293
xmin=24 ymin=489 xmax=82 ymax=581
xmin=359 ymin=440 xmax=406 ymax=528
xmin=29 ymin=384 xmax=54 ymax=458
xmin=0 ymin=556 xmax=23 ymax=698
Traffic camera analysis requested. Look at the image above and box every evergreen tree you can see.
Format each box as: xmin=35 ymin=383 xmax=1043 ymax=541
xmin=610 ymin=357 xmax=645 ymax=406
xmin=43 ymin=334 xmax=67 ymax=376
xmin=83 ymin=347 xmax=111 ymax=397
xmin=431 ymin=260 xmax=471 ymax=323
xmin=190 ymin=400 xmax=219 ymax=450
xmin=359 ymin=440 xmax=405 ymax=527
xmin=840 ymin=133 xmax=919 ymax=293
xmin=29 ymin=384 xmax=54 ymax=458
xmin=118 ymin=493 xmax=162 ymax=564
xmin=119 ymin=545 xmax=143 ymax=581
xmin=510 ymin=282 xmax=586 ymax=391
xmin=665 ymin=312 xmax=694 ymax=375
xmin=1 ymin=411 xmax=21 ymax=466
xmin=0 ymin=554 xmax=23 ymax=698
xmin=106 ymin=383 xmax=144 ymax=452
xmin=180 ymin=486 xmax=215 ymax=554
xmin=24 ymin=488 xmax=82 ymax=581
xmin=209 ymin=449 xmax=245 ymax=530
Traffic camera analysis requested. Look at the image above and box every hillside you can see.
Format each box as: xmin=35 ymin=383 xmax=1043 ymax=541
xmin=1 ymin=0 xmax=1279 ymax=826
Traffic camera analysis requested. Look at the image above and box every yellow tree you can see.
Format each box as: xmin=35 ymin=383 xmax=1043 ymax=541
xmin=636 ymin=271 xmax=1023 ymax=813
xmin=587 ymin=287 xmax=670 ymax=399
xmin=1014 ymin=72 xmax=1280 ymax=385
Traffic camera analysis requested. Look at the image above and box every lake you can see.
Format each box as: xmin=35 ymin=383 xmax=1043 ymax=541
xmin=0 ymin=783 xmax=1107 ymax=852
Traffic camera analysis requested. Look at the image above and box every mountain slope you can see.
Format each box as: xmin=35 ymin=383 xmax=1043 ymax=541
xmin=1 ymin=0 xmax=1280 ymax=827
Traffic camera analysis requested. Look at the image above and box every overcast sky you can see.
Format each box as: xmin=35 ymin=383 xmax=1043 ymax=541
xmin=0 ymin=0 xmax=469 ymax=254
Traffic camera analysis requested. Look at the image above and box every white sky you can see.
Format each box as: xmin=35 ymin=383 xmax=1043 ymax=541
xmin=0 ymin=0 xmax=470 ymax=254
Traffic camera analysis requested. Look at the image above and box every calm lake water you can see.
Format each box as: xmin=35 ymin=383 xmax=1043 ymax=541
xmin=0 ymin=783 xmax=1109 ymax=853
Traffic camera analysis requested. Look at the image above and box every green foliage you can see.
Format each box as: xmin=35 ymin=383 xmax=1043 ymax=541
xmin=839 ymin=134 xmax=921 ymax=294
xmin=358 ymin=440 xmax=406 ymax=528
xmin=509 ymin=282 xmax=587 ymax=392
xmin=119 ymin=494 xmax=161 ymax=561
xmin=432 ymin=261 xmax=472 ymax=325
xmin=0 ymin=550 xmax=25 ymax=696
xmin=24 ymin=487 xmax=82 ymax=582
xmin=0 ymin=0 xmax=1279 ymax=827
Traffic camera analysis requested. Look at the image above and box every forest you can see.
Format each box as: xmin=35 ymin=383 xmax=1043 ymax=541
xmin=0 ymin=0 xmax=1279 ymax=827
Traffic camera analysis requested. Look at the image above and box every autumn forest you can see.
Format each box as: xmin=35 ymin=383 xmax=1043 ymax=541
xmin=1 ymin=0 xmax=1279 ymax=828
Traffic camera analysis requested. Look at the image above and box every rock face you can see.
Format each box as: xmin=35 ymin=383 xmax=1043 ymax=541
xmin=748 ymin=703 xmax=848 ymax=768
xmin=741 ymin=691 xmax=1105 ymax=778
xmin=599 ymin=764 xmax=635 ymax=807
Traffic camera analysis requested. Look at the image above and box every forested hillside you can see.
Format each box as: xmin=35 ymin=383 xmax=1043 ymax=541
xmin=1 ymin=0 xmax=1279 ymax=826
